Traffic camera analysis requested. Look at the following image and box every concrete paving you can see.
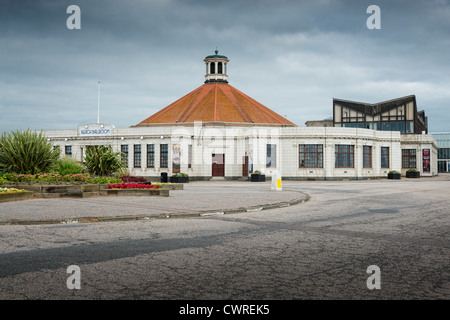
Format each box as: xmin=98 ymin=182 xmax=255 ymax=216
xmin=0 ymin=181 xmax=309 ymax=225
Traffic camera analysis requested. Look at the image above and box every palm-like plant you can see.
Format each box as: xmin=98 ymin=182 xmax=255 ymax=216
xmin=84 ymin=146 xmax=125 ymax=176
xmin=0 ymin=129 xmax=59 ymax=174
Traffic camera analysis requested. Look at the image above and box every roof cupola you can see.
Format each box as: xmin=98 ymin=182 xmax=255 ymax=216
xmin=204 ymin=49 xmax=229 ymax=84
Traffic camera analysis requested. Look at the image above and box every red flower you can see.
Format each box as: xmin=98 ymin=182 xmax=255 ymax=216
xmin=107 ymin=182 xmax=159 ymax=190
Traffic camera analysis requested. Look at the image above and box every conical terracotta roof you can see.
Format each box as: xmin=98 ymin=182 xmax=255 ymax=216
xmin=137 ymin=83 xmax=296 ymax=126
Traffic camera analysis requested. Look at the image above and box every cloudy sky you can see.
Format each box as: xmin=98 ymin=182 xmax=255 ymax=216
xmin=1 ymin=0 xmax=449 ymax=133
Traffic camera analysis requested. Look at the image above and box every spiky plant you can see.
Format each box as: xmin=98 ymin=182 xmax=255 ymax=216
xmin=84 ymin=145 xmax=125 ymax=176
xmin=0 ymin=129 xmax=60 ymax=174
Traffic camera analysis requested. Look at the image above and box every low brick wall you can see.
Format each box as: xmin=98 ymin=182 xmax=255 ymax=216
xmin=0 ymin=191 xmax=34 ymax=203
xmin=153 ymin=183 xmax=183 ymax=190
xmin=1 ymin=184 xmax=172 ymax=198
xmin=100 ymin=189 xmax=169 ymax=197
xmin=1 ymin=184 xmax=108 ymax=198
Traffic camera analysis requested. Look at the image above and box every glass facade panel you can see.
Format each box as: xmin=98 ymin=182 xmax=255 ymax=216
xmin=438 ymin=148 xmax=450 ymax=159
xmin=406 ymin=121 xmax=414 ymax=133
xmin=432 ymin=133 xmax=450 ymax=148
xmin=343 ymin=123 xmax=364 ymax=128
xmin=438 ymin=161 xmax=448 ymax=172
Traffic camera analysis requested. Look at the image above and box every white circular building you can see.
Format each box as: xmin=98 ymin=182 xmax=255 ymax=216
xmin=43 ymin=52 xmax=438 ymax=180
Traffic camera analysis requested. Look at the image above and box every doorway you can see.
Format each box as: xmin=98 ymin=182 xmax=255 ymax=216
xmin=242 ymin=155 xmax=249 ymax=177
xmin=212 ymin=153 xmax=225 ymax=177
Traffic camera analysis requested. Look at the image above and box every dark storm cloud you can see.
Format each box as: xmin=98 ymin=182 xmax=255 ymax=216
xmin=0 ymin=0 xmax=449 ymax=132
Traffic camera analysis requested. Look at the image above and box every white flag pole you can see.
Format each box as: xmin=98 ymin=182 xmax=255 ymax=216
xmin=97 ymin=81 xmax=100 ymax=124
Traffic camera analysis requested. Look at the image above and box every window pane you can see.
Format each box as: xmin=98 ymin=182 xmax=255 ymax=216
xmin=160 ymin=144 xmax=168 ymax=168
xmin=134 ymin=145 xmax=141 ymax=168
xmin=381 ymin=147 xmax=389 ymax=168
xmin=299 ymin=144 xmax=323 ymax=168
xmin=147 ymin=144 xmax=154 ymax=168
xmin=335 ymin=145 xmax=354 ymax=168
xmin=121 ymin=145 xmax=128 ymax=167
xmin=363 ymin=146 xmax=372 ymax=168
xmin=266 ymin=144 xmax=276 ymax=168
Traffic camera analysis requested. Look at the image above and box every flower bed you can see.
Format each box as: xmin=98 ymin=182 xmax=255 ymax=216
xmin=0 ymin=173 xmax=122 ymax=185
xmin=0 ymin=187 xmax=34 ymax=203
xmin=103 ymin=183 xmax=168 ymax=197
xmin=107 ymin=183 xmax=160 ymax=190
xmin=120 ymin=176 xmax=148 ymax=183
xmin=0 ymin=187 xmax=26 ymax=193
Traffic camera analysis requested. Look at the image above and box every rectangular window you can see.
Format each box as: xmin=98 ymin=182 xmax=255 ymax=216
xmin=299 ymin=144 xmax=323 ymax=168
xmin=160 ymin=144 xmax=168 ymax=168
xmin=134 ymin=145 xmax=141 ymax=168
xmin=266 ymin=144 xmax=276 ymax=168
xmin=65 ymin=146 xmax=72 ymax=157
xmin=363 ymin=146 xmax=372 ymax=168
xmin=402 ymin=149 xmax=417 ymax=168
xmin=53 ymin=145 xmax=61 ymax=157
xmin=188 ymin=144 xmax=192 ymax=169
xmin=335 ymin=145 xmax=354 ymax=168
xmin=381 ymin=147 xmax=390 ymax=168
xmin=147 ymin=144 xmax=154 ymax=168
xmin=121 ymin=145 xmax=128 ymax=167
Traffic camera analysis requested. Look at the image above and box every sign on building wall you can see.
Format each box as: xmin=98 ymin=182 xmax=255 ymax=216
xmin=423 ymin=149 xmax=430 ymax=173
xmin=172 ymin=144 xmax=180 ymax=173
xmin=79 ymin=125 xmax=112 ymax=137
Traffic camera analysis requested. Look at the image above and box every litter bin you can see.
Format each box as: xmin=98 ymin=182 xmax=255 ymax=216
xmin=161 ymin=172 xmax=168 ymax=183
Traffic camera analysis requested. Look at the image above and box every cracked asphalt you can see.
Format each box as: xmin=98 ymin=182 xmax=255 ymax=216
xmin=0 ymin=176 xmax=449 ymax=300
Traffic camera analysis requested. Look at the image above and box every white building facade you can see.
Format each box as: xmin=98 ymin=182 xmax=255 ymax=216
xmin=44 ymin=123 xmax=437 ymax=181
xmin=43 ymin=52 xmax=438 ymax=180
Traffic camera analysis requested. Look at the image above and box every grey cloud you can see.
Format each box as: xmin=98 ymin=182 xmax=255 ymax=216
xmin=0 ymin=0 xmax=449 ymax=133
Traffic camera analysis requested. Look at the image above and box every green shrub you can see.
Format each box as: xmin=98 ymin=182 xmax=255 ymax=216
xmin=87 ymin=176 xmax=123 ymax=184
xmin=172 ymin=172 xmax=188 ymax=177
xmin=84 ymin=146 xmax=125 ymax=176
xmin=0 ymin=129 xmax=59 ymax=174
xmin=406 ymin=168 xmax=419 ymax=173
xmin=0 ymin=172 xmax=122 ymax=184
xmin=56 ymin=156 xmax=84 ymax=175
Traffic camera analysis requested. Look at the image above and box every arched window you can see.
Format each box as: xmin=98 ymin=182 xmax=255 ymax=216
xmin=210 ymin=62 xmax=215 ymax=74
xmin=218 ymin=62 xmax=223 ymax=74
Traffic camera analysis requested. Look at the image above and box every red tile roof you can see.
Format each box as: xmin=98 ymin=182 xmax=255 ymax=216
xmin=137 ymin=83 xmax=296 ymax=126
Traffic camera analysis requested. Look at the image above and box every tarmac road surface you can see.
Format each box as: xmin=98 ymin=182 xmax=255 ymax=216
xmin=0 ymin=176 xmax=449 ymax=301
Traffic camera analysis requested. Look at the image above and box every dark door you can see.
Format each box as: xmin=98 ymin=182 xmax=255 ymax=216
xmin=212 ymin=154 xmax=225 ymax=177
xmin=242 ymin=155 xmax=249 ymax=177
